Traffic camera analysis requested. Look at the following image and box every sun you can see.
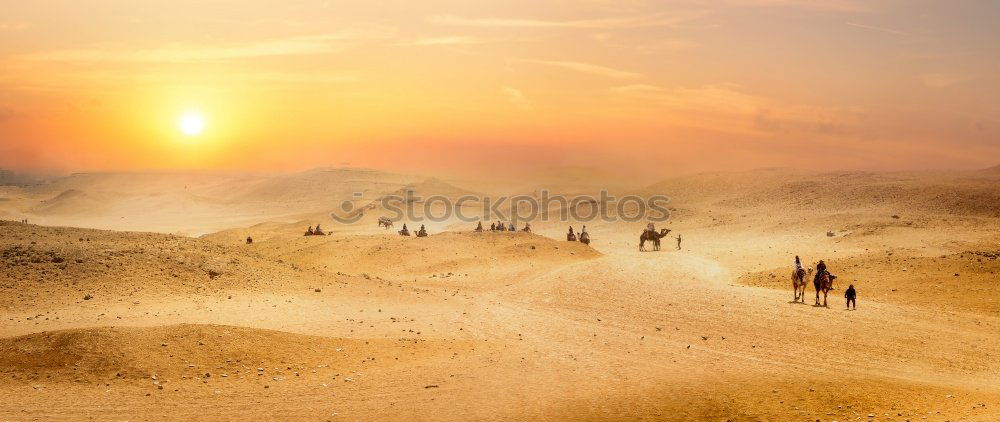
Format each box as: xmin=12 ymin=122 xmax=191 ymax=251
xmin=177 ymin=111 xmax=206 ymax=136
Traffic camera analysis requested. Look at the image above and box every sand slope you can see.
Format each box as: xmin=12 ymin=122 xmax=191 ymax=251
xmin=2 ymin=168 xmax=999 ymax=420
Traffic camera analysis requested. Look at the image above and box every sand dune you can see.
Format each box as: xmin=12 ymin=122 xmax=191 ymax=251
xmin=2 ymin=167 xmax=999 ymax=420
xmin=0 ymin=324 xmax=458 ymax=382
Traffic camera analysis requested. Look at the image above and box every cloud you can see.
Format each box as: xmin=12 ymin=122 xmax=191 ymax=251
xmin=426 ymin=12 xmax=706 ymax=29
xmin=501 ymin=87 xmax=532 ymax=111
xmin=610 ymin=83 xmax=862 ymax=136
xmin=0 ymin=22 xmax=30 ymax=32
xmin=21 ymin=27 xmax=395 ymax=63
xmin=400 ymin=36 xmax=488 ymax=46
xmin=919 ymin=73 xmax=969 ymax=88
xmin=608 ymin=84 xmax=666 ymax=95
xmin=845 ymin=22 xmax=908 ymax=36
xmin=522 ymin=59 xmax=642 ymax=79
xmin=729 ymin=0 xmax=871 ymax=12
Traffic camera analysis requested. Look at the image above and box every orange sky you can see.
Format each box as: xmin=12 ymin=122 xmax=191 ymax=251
xmin=0 ymin=0 xmax=998 ymax=176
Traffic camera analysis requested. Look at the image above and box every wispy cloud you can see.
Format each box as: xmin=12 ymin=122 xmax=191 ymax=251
xmin=522 ymin=59 xmax=642 ymax=79
xmin=501 ymin=86 xmax=532 ymax=111
xmin=730 ymin=0 xmax=871 ymax=13
xmin=919 ymin=73 xmax=969 ymax=88
xmin=400 ymin=36 xmax=488 ymax=46
xmin=21 ymin=27 xmax=395 ymax=63
xmin=846 ymin=22 xmax=907 ymax=36
xmin=610 ymin=83 xmax=862 ymax=136
xmin=0 ymin=22 xmax=31 ymax=32
xmin=426 ymin=12 xmax=705 ymax=29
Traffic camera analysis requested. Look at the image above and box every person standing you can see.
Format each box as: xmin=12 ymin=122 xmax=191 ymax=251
xmin=845 ymin=285 xmax=857 ymax=310
xmin=676 ymin=234 xmax=682 ymax=250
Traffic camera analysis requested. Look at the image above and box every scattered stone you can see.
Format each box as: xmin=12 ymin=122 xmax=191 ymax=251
xmin=83 ymin=294 xmax=93 ymax=300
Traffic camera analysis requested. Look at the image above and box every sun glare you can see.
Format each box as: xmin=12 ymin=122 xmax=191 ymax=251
xmin=178 ymin=111 xmax=206 ymax=136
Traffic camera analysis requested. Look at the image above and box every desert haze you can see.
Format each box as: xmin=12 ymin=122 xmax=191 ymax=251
xmin=1 ymin=166 xmax=998 ymax=420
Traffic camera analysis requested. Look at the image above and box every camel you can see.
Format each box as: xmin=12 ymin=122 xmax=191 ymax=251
xmin=791 ymin=268 xmax=813 ymax=302
xmin=639 ymin=228 xmax=671 ymax=251
xmin=378 ymin=216 xmax=393 ymax=229
xmin=567 ymin=232 xmax=577 ymax=241
xmin=814 ymin=271 xmax=836 ymax=307
xmin=579 ymin=231 xmax=590 ymax=245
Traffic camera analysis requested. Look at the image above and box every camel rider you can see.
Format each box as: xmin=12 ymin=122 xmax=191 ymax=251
xmin=523 ymin=223 xmax=531 ymax=232
xmin=307 ymin=226 xmax=314 ymax=235
xmin=568 ymin=226 xmax=575 ymax=235
xmin=476 ymin=221 xmax=483 ymax=231
xmin=814 ymin=260 xmax=828 ymax=284
xmin=646 ymin=222 xmax=655 ymax=234
xmin=509 ymin=222 xmax=516 ymax=231
xmin=794 ymin=256 xmax=805 ymax=279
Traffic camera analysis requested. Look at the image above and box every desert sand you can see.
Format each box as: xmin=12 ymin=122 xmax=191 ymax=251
xmin=1 ymin=167 xmax=999 ymax=420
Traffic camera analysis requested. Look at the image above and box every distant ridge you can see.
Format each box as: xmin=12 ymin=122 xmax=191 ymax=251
xmin=0 ymin=169 xmax=37 ymax=186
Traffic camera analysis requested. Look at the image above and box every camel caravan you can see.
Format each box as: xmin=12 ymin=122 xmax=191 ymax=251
xmin=478 ymin=220 xmax=531 ymax=233
xmin=311 ymin=216 xmax=691 ymax=253
xmin=791 ymin=256 xmax=841 ymax=307
xmin=372 ymin=217 xmax=686 ymax=251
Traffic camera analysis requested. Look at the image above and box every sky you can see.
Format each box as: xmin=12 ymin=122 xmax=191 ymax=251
xmin=0 ymin=0 xmax=998 ymax=177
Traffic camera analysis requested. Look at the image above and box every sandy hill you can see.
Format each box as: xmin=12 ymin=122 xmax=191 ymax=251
xmin=646 ymin=168 xmax=1000 ymax=217
xmin=739 ymin=249 xmax=1000 ymax=315
xmin=0 ymin=168 xmax=422 ymax=235
xmin=30 ymin=189 xmax=111 ymax=216
xmin=0 ymin=169 xmax=39 ymax=187
xmin=0 ymin=324 xmax=464 ymax=383
xmin=0 ymin=221 xmax=337 ymax=311
xmin=230 ymin=168 xmax=416 ymax=205
xmin=981 ymin=164 xmax=1000 ymax=174
xmin=203 ymin=229 xmax=600 ymax=284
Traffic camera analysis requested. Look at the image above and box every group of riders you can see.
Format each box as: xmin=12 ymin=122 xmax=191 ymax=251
xmin=398 ymin=223 xmax=428 ymax=237
xmin=566 ymin=225 xmax=591 ymax=244
xmin=795 ymin=255 xmax=833 ymax=286
xmin=304 ymin=224 xmax=326 ymax=236
xmin=474 ymin=220 xmax=532 ymax=233
xmin=794 ymin=255 xmax=856 ymax=309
